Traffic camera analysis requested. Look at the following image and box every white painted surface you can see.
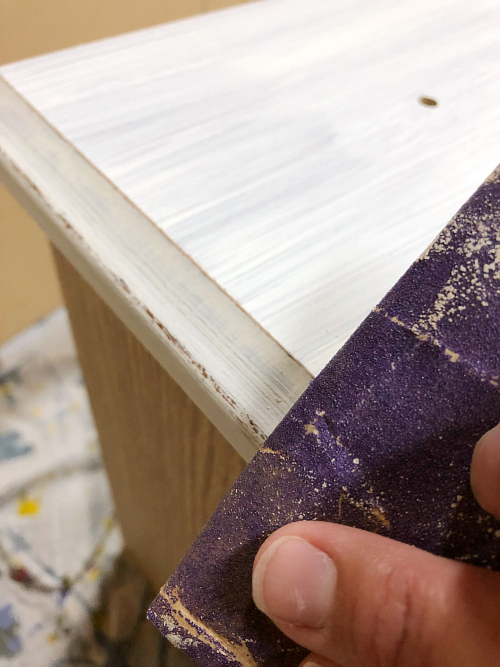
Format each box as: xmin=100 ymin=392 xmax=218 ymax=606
xmin=1 ymin=0 xmax=499 ymax=375
xmin=0 ymin=78 xmax=311 ymax=461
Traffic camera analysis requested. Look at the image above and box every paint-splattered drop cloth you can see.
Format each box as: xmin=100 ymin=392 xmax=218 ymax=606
xmin=0 ymin=309 xmax=185 ymax=666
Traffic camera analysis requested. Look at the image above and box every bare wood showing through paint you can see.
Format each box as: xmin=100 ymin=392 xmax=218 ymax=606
xmin=53 ymin=248 xmax=246 ymax=590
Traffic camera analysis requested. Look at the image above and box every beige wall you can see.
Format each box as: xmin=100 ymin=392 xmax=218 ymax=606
xmin=0 ymin=0 xmax=243 ymax=344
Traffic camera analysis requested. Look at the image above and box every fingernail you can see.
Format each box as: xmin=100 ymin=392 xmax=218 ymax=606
xmin=472 ymin=424 xmax=500 ymax=518
xmin=252 ymin=535 xmax=337 ymax=628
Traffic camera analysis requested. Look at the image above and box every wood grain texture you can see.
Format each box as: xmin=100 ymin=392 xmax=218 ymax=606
xmin=53 ymin=247 xmax=246 ymax=590
xmin=0 ymin=78 xmax=311 ymax=461
xmin=2 ymin=0 xmax=500 ymax=375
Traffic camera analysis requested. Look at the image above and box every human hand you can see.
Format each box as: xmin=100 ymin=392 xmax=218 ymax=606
xmin=252 ymin=424 xmax=500 ymax=667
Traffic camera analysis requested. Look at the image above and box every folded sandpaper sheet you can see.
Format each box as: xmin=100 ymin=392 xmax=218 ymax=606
xmin=148 ymin=166 xmax=500 ymax=666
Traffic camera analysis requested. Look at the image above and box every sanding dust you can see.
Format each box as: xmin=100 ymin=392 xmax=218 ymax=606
xmin=157 ymin=587 xmax=257 ymax=666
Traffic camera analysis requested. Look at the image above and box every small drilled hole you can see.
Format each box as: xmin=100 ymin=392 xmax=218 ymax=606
xmin=419 ymin=96 xmax=438 ymax=107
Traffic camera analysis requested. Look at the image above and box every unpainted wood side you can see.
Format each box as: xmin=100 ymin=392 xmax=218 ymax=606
xmin=53 ymin=247 xmax=246 ymax=591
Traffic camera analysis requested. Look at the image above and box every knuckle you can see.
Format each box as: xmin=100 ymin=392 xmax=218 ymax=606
xmin=358 ymin=563 xmax=428 ymax=667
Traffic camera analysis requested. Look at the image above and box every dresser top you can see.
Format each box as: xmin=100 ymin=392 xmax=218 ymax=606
xmin=1 ymin=0 xmax=499 ymax=458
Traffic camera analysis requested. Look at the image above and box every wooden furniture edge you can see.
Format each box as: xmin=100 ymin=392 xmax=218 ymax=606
xmin=53 ymin=247 xmax=247 ymax=588
xmin=0 ymin=76 xmax=312 ymax=462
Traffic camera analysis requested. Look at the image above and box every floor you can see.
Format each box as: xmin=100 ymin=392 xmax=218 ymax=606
xmin=0 ymin=308 xmax=191 ymax=666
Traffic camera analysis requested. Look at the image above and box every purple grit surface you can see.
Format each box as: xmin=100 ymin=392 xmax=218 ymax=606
xmin=148 ymin=166 xmax=500 ymax=665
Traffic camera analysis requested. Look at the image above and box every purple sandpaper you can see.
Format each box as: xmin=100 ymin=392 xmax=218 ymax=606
xmin=148 ymin=166 xmax=500 ymax=665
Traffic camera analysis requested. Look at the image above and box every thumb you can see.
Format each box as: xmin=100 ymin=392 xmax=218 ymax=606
xmin=252 ymin=521 xmax=500 ymax=667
